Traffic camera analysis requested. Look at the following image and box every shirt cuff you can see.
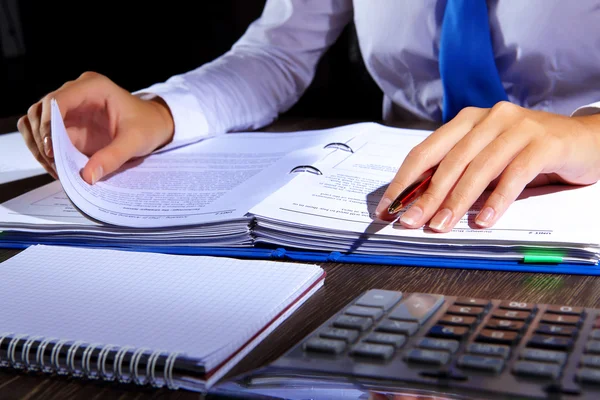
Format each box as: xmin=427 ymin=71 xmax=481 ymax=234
xmin=133 ymin=83 xmax=212 ymax=153
xmin=571 ymin=101 xmax=600 ymax=117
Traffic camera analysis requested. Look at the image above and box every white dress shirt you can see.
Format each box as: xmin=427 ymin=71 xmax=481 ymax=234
xmin=138 ymin=0 xmax=600 ymax=151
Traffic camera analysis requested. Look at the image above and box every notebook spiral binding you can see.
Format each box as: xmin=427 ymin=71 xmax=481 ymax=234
xmin=0 ymin=332 xmax=183 ymax=390
xmin=289 ymin=142 xmax=355 ymax=175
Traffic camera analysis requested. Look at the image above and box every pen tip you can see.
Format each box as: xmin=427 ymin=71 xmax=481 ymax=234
xmin=387 ymin=204 xmax=402 ymax=215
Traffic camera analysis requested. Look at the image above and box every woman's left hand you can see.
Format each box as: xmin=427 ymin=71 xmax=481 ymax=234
xmin=375 ymin=101 xmax=600 ymax=232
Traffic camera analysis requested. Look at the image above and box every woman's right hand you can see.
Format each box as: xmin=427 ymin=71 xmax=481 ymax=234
xmin=17 ymin=71 xmax=174 ymax=184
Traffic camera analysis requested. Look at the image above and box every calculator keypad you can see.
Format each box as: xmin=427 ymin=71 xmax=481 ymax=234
xmin=289 ymin=289 xmax=600 ymax=399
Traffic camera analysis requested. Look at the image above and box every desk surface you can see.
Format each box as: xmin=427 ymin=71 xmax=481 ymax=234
xmin=1 ymin=118 xmax=600 ymax=399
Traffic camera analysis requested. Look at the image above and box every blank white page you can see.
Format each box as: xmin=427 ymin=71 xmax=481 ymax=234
xmin=0 ymin=245 xmax=323 ymax=370
xmin=0 ymin=132 xmax=46 ymax=185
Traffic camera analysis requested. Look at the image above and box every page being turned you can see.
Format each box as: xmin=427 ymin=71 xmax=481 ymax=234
xmin=50 ymin=100 xmax=366 ymax=228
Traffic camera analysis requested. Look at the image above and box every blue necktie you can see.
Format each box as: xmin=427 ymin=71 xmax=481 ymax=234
xmin=439 ymin=0 xmax=508 ymax=123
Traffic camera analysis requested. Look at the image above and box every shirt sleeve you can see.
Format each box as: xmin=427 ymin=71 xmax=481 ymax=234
xmin=134 ymin=0 xmax=353 ymax=152
xmin=571 ymin=101 xmax=600 ymax=117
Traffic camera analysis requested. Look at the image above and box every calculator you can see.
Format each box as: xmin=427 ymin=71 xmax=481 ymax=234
xmin=209 ymin=289 xmax=600 ymax=400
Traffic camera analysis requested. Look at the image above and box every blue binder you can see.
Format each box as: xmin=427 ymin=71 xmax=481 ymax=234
xmin=1 ymin=237 xmax=598 ymax=276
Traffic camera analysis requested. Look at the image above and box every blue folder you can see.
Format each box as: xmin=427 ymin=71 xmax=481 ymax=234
xmin=1 ymin=237 xmax=598 ymax=276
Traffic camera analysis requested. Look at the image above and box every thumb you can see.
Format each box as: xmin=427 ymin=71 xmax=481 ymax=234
xmin=80 ymin=132 xmax=143 ymax=184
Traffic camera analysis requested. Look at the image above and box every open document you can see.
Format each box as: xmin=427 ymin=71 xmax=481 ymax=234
xmin=248 ymin=127 xmax=600 ymax=264
xmin=1 ymin=103 xmax=599 ymax=268
xmin=49 ymin=99 xmax=362 ymax=228
xmin=0 ymin=99 xmax=366 ymax=250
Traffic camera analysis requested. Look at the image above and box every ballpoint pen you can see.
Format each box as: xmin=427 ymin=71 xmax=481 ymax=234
xmin=387 ymin=168 xmax=436 ymax=215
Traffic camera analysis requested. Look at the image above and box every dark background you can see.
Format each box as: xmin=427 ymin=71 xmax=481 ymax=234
xmin=0 ymin=1 xmax=382 ymax=122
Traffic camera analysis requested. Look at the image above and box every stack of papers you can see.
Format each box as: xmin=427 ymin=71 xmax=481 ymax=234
xmin=0 ymin=99 xmax=599 ymax=269
xmin=261 ymin=131 xmax=600 ymax=266
xmin=0 ymin=180 xmax=253 ymax=248
xmin=247 ymin=128 xmax=600 ymax=265
xmin=0 ymin=100 xmax=364 ymax=251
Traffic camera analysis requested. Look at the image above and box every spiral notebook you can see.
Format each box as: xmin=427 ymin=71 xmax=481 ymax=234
xmin=0 ymin=245 xmax=325 ymax=392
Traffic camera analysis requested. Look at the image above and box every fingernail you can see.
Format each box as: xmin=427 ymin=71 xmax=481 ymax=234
xmin=400 ymin=205 xmax=423 ymax=226
xmin=91 ymin=166 xmax=103 ymax=184
xmin=375 ymin=197 xmax=392 ymax=216
xmin=429 ymin=208 xmax=453 ymax=231
xmin=476 ymin=206 xmax=495 ymax=227
xmin=43 ymin=136 xmax=53 ymax=157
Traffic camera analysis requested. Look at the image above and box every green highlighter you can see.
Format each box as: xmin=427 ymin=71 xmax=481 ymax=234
xmin=522 ymin=248 xmax=564 ymax=264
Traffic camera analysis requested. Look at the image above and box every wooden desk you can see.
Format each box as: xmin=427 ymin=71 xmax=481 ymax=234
xmin=1 ymin=119 xmax=600 ymax=399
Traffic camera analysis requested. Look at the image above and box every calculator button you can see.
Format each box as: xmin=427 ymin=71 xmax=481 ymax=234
xmin=320 ymin=328 xmax=359 ymax=343
xmin=345 ymin=305 xmax=384 ymax=320
xmin=438 ymin=315 xmax=476 ymax=327
xmin=535 ymin=324 xmax=578 ymax=337
xmin=446 ymin=305 xmax=485 ymax=317
xmin=520 ymin=348 xmax=567 ymax=365
xmin=454 ymin=298 xmax=490 ymax=308
xmin=405 ymin=349 xmax=450 ymax=365
xmin=589 ymin=329 xmax=600 ymax=340
xmin=491 ymin=309 xmax=530 ymax=321
xmin=333 ymin=315 xmax=373 ymax=331
xmin=577 ymin=368 xmax=600 ymax=384
xmin=388 ymin=293 xmax=444 ymax=324
xmin=513 ymin=361 xmax=561 ymax=379
xmin=467 ymin=343 xmax=511 ymax=359
xmin=376 ymin=319 xmax=419 ymax=336
xmin=350 ymin=342 xmax=395 ymax=360
xmin=540 ymin=313 xmax=580 ymax=325
xmin=546 ymin=305 xmax=583 ymax=316
xmin=355 ymin=289 xmax=403 ymax=310
xmin=581 ymin=355 xmax=600 ymax=368
xmin=477 ymin=329 xmax=519 ymax=345
xmin=418 ymin=338 xmax=460 ymax=353
xmin=528 ymin=335 xmax=573 ymax=351
xmin=364 ymin=332 xmax=406 ymax=348
xmin=304 ymin=337 xmax=346 ymax=355
xmin=458 ymin=355 xmax=504 ymax=373
xmin=584 ymin=340 xmax=600 ymax=354
xmin=499 ymin=301 xmax=536 ymax=312
xmin=428 ymin=325 xmax=469 ymax=340
xmin=485 ymin=319 xmax=525 ymax=332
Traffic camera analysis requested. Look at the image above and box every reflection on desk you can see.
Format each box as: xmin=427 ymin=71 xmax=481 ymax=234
xmin=210 ymin=289 xmax=600 ymax=400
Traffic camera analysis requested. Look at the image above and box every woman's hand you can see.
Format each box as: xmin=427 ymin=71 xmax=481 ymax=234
xmin=375 ymin=101 xmax=600 ymax=232
xmin=17 ymin=71 xmax=174 ymax=184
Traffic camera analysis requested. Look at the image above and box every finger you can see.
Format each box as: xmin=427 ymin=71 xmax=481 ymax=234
xmin=376 ymin=107 xmax=488 ymax=220
xmin=474 ymin=140 xmax=551 ymax=228
xmin=427 ymin=121 xmax=534 ymax=232
xmin=80 ymin=130 xmax=143 ymax=184
xmin=39 ymin=95 xmax=55 ymax=158
xmin=397 ymin=105 xmax=514 ymax=228
xmin=484 ymin=171 xmax=552 ymax=191
xmin=17 ymin=116 xmax=58 ymax=179
xmin=26 ymin=101 xmax=53 ymax=163
xmin=39 ymin=79 xmax=83 ymax=156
